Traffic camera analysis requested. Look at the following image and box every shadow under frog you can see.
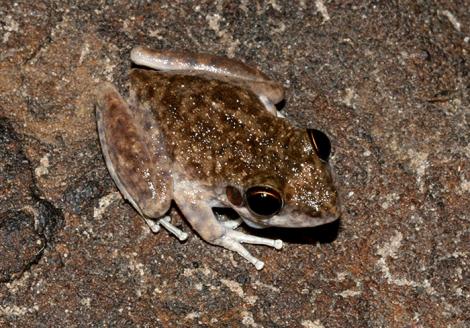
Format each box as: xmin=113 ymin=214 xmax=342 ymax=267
xmin=95 ymin=46 xmax=340 ymax=270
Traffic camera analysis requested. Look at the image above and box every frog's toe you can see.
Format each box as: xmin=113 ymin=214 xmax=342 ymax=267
xmin=254 ymin=260 xmax=264 ymax=270
xmin=144 ymin=216 xmax=188 ymax=241
xmin=214 ymin=233 xmax=265 ymax=270
xmin=214 ymin=230 xmax=283 ymax=269
xmin=227 ymin=230 xmax=283 ymax=250
xmin=144 ymin=217 xmax=161 ymax=233
xmin=159 ymin=216 xmax=188 ymax=241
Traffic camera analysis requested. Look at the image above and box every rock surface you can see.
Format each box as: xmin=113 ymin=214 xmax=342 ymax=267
xmin=1 ymin=1 xmax=468 ymax=327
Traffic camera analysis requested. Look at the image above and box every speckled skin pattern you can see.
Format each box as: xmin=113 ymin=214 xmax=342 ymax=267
xmin=96 ymin=49 xmax=339 ymax=268
xmin=129 ymin=69 xmax=339 ymax=226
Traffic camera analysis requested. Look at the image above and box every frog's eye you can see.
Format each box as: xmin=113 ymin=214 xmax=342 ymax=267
xmin=307 ymin=129 xmax=331 ymax=161
xmin=245 ymin=186 xmax=283 ymax=218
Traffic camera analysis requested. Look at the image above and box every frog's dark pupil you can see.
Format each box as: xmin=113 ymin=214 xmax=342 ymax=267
xmin=307 ymin=129 xmax=331 ymax=162
xmin=245 ymin=186 xmax=283 ymax=218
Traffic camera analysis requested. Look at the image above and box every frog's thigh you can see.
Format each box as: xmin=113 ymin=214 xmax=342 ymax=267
xmin=96 ymin=83 xmax=172 ymax=219
xmin=130 ymin=46 xmax=285 ymax=105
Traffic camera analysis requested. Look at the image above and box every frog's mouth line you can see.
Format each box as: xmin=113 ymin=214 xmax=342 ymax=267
xmin=242 ymin=218 xmax=265 ymax=229
xmin=238 ymin=204 xmax=341 ymax=229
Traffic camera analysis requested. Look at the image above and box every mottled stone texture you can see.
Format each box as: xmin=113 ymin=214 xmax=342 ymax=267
xmin=0 ymin=1 xmax=468 ymax=327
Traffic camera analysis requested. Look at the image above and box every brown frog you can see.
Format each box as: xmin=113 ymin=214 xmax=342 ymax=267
xmin=96 ymin=46 xmax=340 ymax=270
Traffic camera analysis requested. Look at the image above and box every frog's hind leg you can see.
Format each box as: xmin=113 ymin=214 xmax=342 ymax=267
xmin=96 ymin=83 xmax=183 ymax=239
xmin=130 ymin=46 xmax=285 ymax=117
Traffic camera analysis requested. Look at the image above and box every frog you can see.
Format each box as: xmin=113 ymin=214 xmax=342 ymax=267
xmin=95 ymin=46 xmax=340 ymax=270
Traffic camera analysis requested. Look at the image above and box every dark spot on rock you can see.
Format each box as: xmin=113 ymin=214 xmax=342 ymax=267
xmin=63 ymin=173 xmax=105 ymax=214
xmin=0 ymin=210 xmax=43 ymax=282
xmin=236 ymin=273 xmax=250 ymax=284
xmin=35 ymin=199 xmax=63 ymax=241
xmin=164 ymin=300 xmax=192 ymax=315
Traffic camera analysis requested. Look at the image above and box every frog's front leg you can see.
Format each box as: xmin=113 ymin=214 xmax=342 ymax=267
xmin=130 ymin=46 xmax=284 ymax=117
xmin=175 ymin=194 xmax=282 ymax=270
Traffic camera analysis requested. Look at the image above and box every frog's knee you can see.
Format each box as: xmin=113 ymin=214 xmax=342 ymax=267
xmin=183 ymin=215 xmax=226 ymax=244
xmin=197 ymin=223 xmax=226 ymax=244
xmin=138 ymin=198 xmax=172 ymax=219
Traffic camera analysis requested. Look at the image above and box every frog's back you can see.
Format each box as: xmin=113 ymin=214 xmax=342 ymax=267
xmin=130 ymin=68 xmax=308 ymax=186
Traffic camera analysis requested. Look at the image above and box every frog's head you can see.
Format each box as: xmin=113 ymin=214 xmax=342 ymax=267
xmin=225 ymin=129 xmax=340 ymax=229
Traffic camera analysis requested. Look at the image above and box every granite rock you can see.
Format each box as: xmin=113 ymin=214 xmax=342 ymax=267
xmin=0 ymin=1 xmax=468 ymax=327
